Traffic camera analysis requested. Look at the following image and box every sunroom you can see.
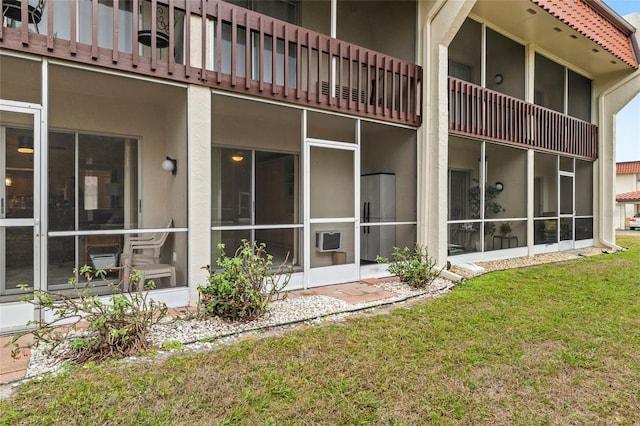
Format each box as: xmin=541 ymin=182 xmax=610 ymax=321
xmin=446 ymin=10 xmax=602 ymax=262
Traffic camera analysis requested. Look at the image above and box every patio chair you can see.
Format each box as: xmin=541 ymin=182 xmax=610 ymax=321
xmin=122 ymin=219 xmax=176 ymax=289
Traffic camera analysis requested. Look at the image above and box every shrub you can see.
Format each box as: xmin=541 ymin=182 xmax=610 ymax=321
xmin=5 ymin=265 xmax=168 ymax=364
xmin=198 ymin=240 xmax=292 ymax=322
xmin=376 ymin=243 xmax=441 ymax=289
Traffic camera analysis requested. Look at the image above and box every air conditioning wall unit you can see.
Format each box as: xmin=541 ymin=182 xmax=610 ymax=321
xmin=315 ymin=231 xmax=341 ymax=252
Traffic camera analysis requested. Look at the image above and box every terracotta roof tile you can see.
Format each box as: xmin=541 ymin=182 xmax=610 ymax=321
xmin=617 ymin=161 xmax=640 ymax=174
xmin=531 ymin=0 xmax=638 ymax=69
xmin=616 ymin=190 xmax=640 ymax=202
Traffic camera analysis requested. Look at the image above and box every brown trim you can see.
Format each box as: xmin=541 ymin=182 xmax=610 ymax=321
xmin=448 ymin=77 xmax=597 ymax=159
xmin=1 ymin=0 xmax=422 ymax=127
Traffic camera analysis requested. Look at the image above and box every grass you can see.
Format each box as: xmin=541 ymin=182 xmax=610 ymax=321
xmin=2 ymin=235 xmax=640 ymax=424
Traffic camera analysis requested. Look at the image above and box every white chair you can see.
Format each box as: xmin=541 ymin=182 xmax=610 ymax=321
xmin=122 ymin=219 xmax=176 ymax=289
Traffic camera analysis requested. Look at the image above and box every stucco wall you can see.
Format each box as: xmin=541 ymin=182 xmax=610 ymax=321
xmin=48 ymin=65 xmax=189 ymax=285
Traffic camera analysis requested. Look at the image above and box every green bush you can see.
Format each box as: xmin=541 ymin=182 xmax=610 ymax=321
xmin=5 ymin=265 xmax=168 ymax=364
xmin=376 ymin=244 xmax=441 ymax=289
xmin=198 ymin=240 xmax=292 ymax=322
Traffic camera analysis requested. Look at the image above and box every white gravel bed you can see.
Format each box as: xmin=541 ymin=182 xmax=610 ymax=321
xmin=23 ymin=277 xmax=453 ymax=381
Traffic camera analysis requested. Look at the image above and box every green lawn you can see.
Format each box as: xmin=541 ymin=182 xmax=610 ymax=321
xmin=2 ymin=235 xmax=640 ymax=425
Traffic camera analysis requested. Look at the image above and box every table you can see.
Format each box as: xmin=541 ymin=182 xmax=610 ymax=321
xmin=84 ymin=234 xmax=121 ymax=268
xmin=493 ymin=235 xmax=518 ymax=249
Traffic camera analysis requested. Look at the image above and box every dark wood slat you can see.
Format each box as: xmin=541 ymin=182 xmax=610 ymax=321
xmin=46 ymin=0 xmax=54 ymax=50
xmin=183 ymin=0 xmax=190 ymax=77
xmin=306 ymin=31 xmax=311 ymax=102
xmin=327 ymin=37 xmax=332 ymax=107
xmin=150 ymin=0 xmax=157 ymax=70
xmin=316 ymin=34 xmax=321 ymax=104
xmin=112 ymin=0 xmax=119 ymax=62
xmin=168 ymin=0 xmax=174 ymax=74
xmin=132 ymin=0 xmax=138 ymax=66
xmin=271 ymin=20 xmax=276 ymax=95
xmin=245 ymin=12 xmax=251 ymax=89
xmin=258 ymin=16 xmax=264 ymax=92
xmin=295 ymin=28 xmax=301 ymax=98
xmin=215 ymin=2 xmax=222 ymax=83
xmin=231 ymin=7 xmax=237 ymax=86
xmin=20 ymin=0 xmax=28 ymax=45
xmin=90 ymin=0 xmax=98 ymax=57
xmin=283 ymin=23 xmax=289 ymax=97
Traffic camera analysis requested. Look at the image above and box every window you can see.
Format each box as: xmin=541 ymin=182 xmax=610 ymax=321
xmin=48 ymin=132 xmax=139 ymax=233
xmin=448 ymin=19 xmax=525 ymax=100
xmin=211 ymin=147 xmax=299 ymax=266
xmin=567 ymin=70 xmax=592 ymax=122
xmin=448 ymin=169 xmax=470 ymax=221
xmin=534 ymin=53 xmax=564 ymax=113
xmin=448 ymin=18 xmax=481 ymax=85
xmin=47 ymin=131 xmax=140 ymax=287
xmin=226 ymin=0 xmax=299 ymax=25
xmin=534 ymin=54 xmax=592 ymax=121
xmin=210 ymin=21 xmax=297 ymax=87
xmin=486 ymin=28 xmax=525 ymax=99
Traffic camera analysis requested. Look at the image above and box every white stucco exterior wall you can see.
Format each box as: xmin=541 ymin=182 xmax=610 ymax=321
xmin=187 ymin=85 xmax=212 ymax=303
xmin=615 ymin=173 xmax=638 ymax=229
xmin=417 ymin=0 xmax=475 ymax=266
xmin=597 ymin=14 xmax=640 ymax=247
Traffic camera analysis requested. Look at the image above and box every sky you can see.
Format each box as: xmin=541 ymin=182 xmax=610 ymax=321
xmin=604 ymin=0 xmax=640 ymax=162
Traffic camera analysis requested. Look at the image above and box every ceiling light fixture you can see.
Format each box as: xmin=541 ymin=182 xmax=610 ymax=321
xmin=17 ymin=136 xmax=34 ymax=154
xmin=231 ymin=152 xmax=244 ymax=162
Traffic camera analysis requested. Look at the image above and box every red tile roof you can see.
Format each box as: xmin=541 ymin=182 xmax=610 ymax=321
xmin=616 ymin=190 xmax=640 ymax=202
xmin=531 ymin=0 xmax=639 ymax=69
xmin=617 ymin=161 xmax=640 ymax=174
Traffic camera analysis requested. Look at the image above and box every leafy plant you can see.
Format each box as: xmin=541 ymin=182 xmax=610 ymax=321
xmin=162 ymin=340 xmax=184 ymax=351
xmin=468 ymin=179 xmax=505 ymax=236
xmin=198 ymin=240 xmax=292 ymax=322
xmin=4 ymin=265 xmax=168 ymax=364
xmin=499 ymin=221 xmax=512 ymax=235
xmin=376 ymin=243 xmax=441 ymax=289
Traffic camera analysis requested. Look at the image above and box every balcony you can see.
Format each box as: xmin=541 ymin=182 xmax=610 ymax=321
xmin=448 ymin=77 xmax=597 ymax=159
xmin=0 ymin=0 xmax=422 ymax=127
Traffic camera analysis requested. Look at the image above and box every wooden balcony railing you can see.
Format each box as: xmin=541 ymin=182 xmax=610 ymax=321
xmin=448 ymin=77 xmax=598 ymax=159
xmin=0 ymin=0 xmax=422 ymax=126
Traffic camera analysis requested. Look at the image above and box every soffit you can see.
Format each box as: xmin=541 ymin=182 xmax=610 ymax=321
xmin=471 ymin=0 xmax=637 ymax=77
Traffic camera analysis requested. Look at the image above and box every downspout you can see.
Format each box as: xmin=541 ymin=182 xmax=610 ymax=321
xmin=597 ymin=69 xmax=640 ymax=251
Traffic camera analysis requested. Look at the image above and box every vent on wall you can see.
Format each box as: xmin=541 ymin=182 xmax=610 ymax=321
xmin=315 ymin=231 xmax=341 ymax=252
xmin=320 ymin=81 xmax=367 ymax=103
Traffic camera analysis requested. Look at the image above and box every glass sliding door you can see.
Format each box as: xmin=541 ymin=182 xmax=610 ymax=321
xmin=211 ymin=147 xmax=300 ymax=267
xmin=0 ymin=105 xmax=40 ymax=330
xmin=0 ymin=116 xmax=39 ymax=299
xmin=47 ymin=132 xmax=139 ymax=289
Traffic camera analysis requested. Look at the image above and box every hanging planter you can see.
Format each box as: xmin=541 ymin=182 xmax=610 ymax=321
xmin=138 ymin=1 xmax=170 ymax=48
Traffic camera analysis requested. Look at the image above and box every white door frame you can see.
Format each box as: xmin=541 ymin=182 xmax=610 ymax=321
xmin=558 ymin=170 xmax=575 ymax=251
xmin=303 ymin=137 xmax=360 ymax=288
xmin=0 ymin=100 xmax=43 ymax=331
